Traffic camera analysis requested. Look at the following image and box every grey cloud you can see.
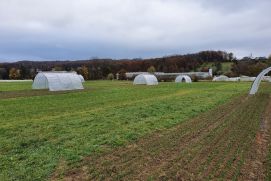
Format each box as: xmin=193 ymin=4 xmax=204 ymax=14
xmin=0 ymin=0 xmax=270 ymax=61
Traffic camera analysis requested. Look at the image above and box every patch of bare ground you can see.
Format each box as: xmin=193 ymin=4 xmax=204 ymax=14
xmin=52 ymin=93 xmax=270 ymax=180
xmin=238 ymin=95 xmax=271 ymax=180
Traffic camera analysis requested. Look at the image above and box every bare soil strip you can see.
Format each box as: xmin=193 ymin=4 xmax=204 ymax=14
xmin=238 ymin=96 xmax=271 ymax=180
xmin=53 ymin=93 xmax=271 ymax=180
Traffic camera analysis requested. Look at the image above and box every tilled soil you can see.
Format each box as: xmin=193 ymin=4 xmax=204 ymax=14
xmin=238 ymin=96 xmax=271 ymax=180
xmin=53 ymin=93 xmax=271 ymax=180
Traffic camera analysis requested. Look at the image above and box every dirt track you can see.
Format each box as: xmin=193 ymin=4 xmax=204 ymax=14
xmin=238 ymin=96 xmax=271 ymax=180
xmin=53 ymin=93 xmax=271 ymax=180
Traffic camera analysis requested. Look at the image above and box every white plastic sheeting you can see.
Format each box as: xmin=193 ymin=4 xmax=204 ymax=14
xmin=175 ymin=75 xmax=192 ymax=83
xmin=240 ymin=76 xmax=256 ymax=82
xmin=32 ymin=72 xmax=84 ymax=91
xmin=133 ymin=74 xmax=158 ymax=85
xmin=213 ymin=76 xmax=240 ymax=82
xmin=263 ymin=76 xmax=271 ymax=82
xmin=79 ymin=75 xmax=85 ymax=82
xmin=212 ymin=75 xmax=229 ymax=81
xmin=249 ymin=67 xmax=271 ymax=95
xmin=228 ymin=77 xmax=240 ymax=82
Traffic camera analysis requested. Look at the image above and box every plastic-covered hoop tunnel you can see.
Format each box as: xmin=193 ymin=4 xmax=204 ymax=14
xmin=249 ymin=67 xmax=271 ymax=95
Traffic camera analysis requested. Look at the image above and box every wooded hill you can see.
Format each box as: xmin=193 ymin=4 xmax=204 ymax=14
xmin=0 ymin=50 xmax=270 ymax=80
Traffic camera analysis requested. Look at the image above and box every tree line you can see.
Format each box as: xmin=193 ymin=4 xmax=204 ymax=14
xmin=0 ymin=50 xmax=270 ymax=80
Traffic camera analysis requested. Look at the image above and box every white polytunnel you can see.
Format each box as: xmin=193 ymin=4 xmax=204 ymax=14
xmin=212 ymin=75 xmax=229 ymax=81
xmin=175 ymin=75 xmax=192 ymax=83
xmin=133 ymin=74 xmax=158 ymax=85
xmin=249 ymin=67 xmax=271 ymax=95
xmin=32 ymin=71 xmax=84 ymax=91
xmin=78 ymin=75 xmax=85 ymax=82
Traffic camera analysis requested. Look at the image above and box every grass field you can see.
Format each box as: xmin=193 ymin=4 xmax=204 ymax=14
xmin=0 ymin=81 xmax=270 ymax=180
xmin=198 ymin=62 xmax=233 ymax=74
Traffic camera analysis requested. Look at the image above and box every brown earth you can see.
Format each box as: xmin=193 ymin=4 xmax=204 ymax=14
xmin=238 ymin=96 xmax=271 ymax=180
xmin=52 ymin=93 xmax=271 ymax=181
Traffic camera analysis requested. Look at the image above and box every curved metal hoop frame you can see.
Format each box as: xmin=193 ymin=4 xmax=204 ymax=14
xmin=249 ymin=67 xmax=271 ymax=95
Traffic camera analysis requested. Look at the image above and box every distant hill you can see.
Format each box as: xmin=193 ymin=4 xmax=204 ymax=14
xmin=0 ymin=50 xmax=269 ymax=80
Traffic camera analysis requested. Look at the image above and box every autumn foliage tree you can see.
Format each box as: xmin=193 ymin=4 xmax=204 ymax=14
xmin=147 ymin=66 xmax=156 ymax=74
xmin=77 ymin=65 xmax=89 ymax=80
xmin=9 ymin=68 xmax=21 ymax=79
xmin=118 ymin=69 xmax=127 ymax=80
xmin=107 ymin=73 xmax=114 ymax=80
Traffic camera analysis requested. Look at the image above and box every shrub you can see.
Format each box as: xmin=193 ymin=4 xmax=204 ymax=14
xmin=118 ymin=69 xmax=127 ymax=80
xmin=190 ymin=75 xmax=198 ymax=82
xmin=147 ymin=66 xmax=156 ymax=74
xmin=107 ymin=73 xmax=114 ymax=80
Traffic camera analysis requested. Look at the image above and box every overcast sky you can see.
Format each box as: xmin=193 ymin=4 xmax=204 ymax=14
xmin=0 ymin=0 xmax=271 ymax=62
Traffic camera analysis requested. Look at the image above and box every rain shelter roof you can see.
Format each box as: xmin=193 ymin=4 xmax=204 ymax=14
xmin=32 ymin=72 xmax=84 ymax=91
xmin=212 ymin=75 xmax=230 ymax=81
xmin=240 ymin=76 xmax=256 ymax=82
xmin=175 ymin=75 xmax=192 ymax=83
xmin=133 ymin=74 xmax=158 ymax=85
xmin=263 ymin=76 xmax=271 ymax=82
xmin=228 ymin=77 xmax=240 ymax=81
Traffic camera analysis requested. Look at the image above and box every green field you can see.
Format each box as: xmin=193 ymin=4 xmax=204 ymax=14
xmin=0 ymin=81 xmax=261 ymax=180
xmin=198 ymin=62 xmax=233 ymax=74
